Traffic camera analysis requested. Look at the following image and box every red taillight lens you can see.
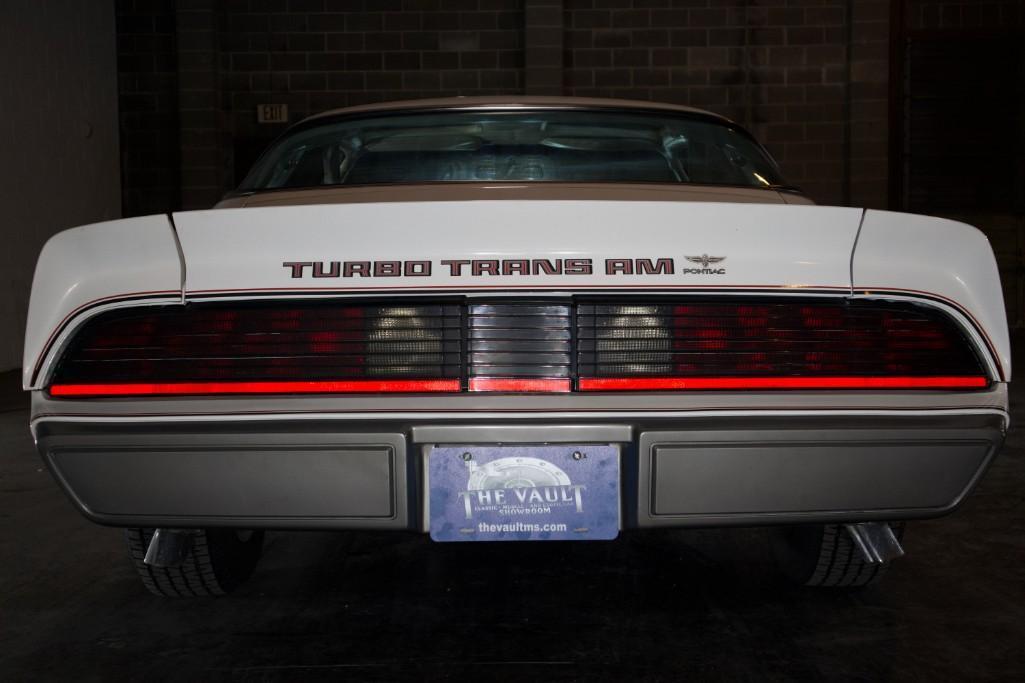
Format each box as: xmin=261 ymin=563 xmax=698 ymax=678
xmin=49 ymin=379 xmax=460 ymax=397
xmin=575 ymin=300 xmax=988 ymax=391
xmin=49 ymin=302 xmax=462 ymax=396
xmin=577 ymin=376 xmax=988 ymax=391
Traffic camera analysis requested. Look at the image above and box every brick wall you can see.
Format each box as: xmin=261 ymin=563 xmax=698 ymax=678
xmin=116 ymin=0 xmax=1023 ymax=217
xmin=905 ymin=0 xmax=1023 ymax=29
xmin=848 ymin=0 xmax=889 ymax=209
xmin=218 ymin=0 xmax=524 ymax=192
xmin=116 ymin=0 xmax=179 ymax=216
xmin=525 ymin=0 xmax=563 ymax=94
xmin=121 ymin=0 xmax=895 ymax=210
xmin=117 ymin=0 xmax=525 ymax=213
xmin=564 ymin=0 xmax=888 ymax=207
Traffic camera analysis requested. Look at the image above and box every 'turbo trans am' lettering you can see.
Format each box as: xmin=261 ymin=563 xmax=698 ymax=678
xmin=283 ymin=257 xmax=726 ymax=278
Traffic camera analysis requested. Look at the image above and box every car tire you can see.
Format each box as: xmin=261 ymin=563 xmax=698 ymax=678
xmin=125 ymin=528 xmax=264 ymax=597
xmin=772 ymin=523 xmax=905 ymax=588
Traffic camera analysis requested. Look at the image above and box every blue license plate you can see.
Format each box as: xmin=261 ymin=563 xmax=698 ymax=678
xmin=428 ymin=444 xmax=620 ymax=542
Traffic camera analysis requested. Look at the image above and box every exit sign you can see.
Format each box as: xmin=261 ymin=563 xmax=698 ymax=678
xmin=257 ymin=104 xmax=288 ymax=123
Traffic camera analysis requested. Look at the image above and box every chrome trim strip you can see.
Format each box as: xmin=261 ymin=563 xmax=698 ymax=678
xmin=411 ymin=424 xmax=633 ymax=443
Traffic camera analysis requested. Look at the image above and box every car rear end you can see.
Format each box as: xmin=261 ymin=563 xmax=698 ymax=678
xmin=24 ymin=100 xmax=1010 ymax=594
xmin=25 ymin=200 xmax=1008 ymax=585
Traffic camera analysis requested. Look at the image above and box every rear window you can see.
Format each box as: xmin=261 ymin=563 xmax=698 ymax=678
xmin=238 ymin=109 xmax=784 ymax=191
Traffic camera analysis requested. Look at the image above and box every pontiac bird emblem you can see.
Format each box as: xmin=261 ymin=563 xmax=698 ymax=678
xmin=685 ymin=254 xmax=726 ymax=268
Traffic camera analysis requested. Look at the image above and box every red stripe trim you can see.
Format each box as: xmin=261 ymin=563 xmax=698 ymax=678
xmin=49 ymin=375 xmax=990 ymax=397
xmin=49 ymin=379 xmax=461 ymax=397
xmin=468 ymin=378 xmax=571 ymax=393
xmin=577 ymin=376 xmax=990 ymax=391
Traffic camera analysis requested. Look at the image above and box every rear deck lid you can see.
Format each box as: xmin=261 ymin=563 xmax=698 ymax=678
xmin=171 ymin=201 xmax=863 ymax=296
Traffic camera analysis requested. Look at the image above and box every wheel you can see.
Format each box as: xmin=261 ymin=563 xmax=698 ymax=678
xmin=125 ymin=528 xmax=264 ymax=597
xmin=772 ymin=523 xmax=905 ymax=588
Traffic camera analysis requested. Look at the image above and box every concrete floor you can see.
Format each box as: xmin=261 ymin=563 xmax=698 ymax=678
xmin=1 ymin=370 xmax=1023 ymax=682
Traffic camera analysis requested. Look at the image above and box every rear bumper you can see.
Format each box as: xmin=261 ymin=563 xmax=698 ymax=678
xmin=32 ymin=390 xmax=1007 ymax=530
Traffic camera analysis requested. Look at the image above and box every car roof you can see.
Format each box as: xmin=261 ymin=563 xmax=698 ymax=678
xmin=301 ymin=96 xmax=735 ymax=126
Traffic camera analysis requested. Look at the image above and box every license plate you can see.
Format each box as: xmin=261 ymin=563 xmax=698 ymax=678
xmin=428 ymin=444 xmax=620 ymax=542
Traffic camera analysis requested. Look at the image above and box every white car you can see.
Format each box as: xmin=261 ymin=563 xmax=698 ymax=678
xmin=25 ymin=97 xmax=1009 ymax=596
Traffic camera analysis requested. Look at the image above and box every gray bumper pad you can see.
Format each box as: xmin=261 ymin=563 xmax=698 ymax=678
xmin=35 ymin=413 xmax=1004 ymax=529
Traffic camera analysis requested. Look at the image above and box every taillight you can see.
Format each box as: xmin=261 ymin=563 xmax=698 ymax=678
xmin=575 ymin=300 xmax=988 ymax=391
xmin=47 ymin=298 xmax=990 ymax=397
xmin=49 ymin=302 xmax=462 ymax=396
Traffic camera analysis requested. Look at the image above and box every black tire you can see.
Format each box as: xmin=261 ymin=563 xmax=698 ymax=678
xmin=125 ymin=528 xmax=264 ymax=597
xmin=773 ymin=523 xmax=905 ymax=588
